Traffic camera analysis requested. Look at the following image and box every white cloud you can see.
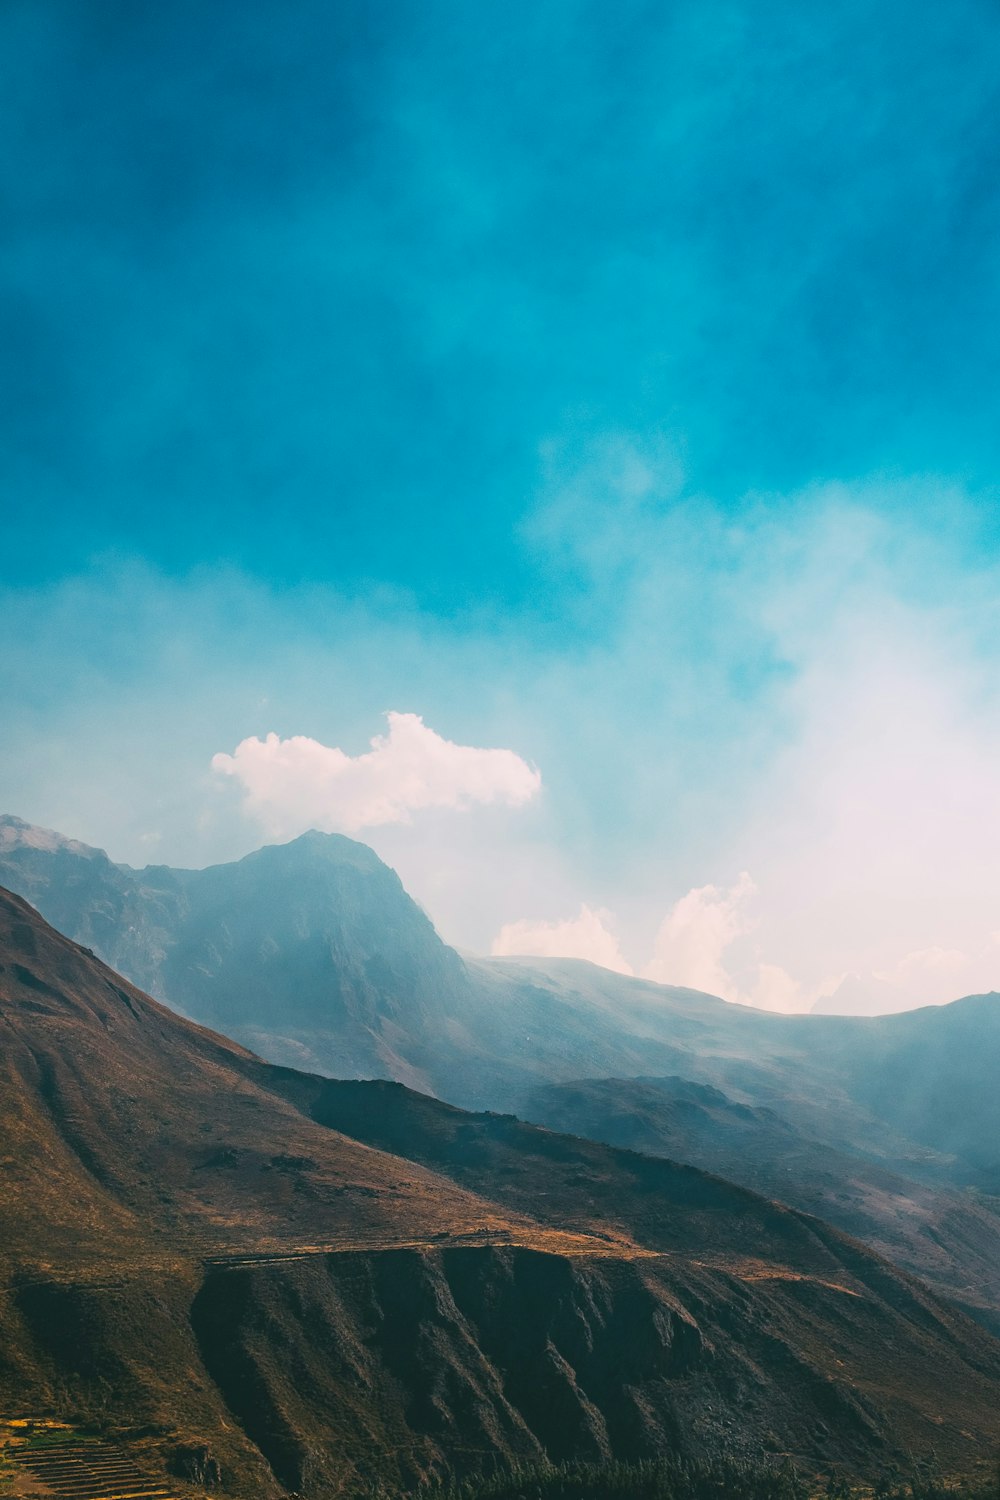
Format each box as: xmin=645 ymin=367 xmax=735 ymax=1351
xmin=491 ymin=904 xmax=634 ymax=976
xmin=641 ymin=873 xmax=756 ymax=996
xmin=635 ymin=874 xmax=846 ymax=1012
xmin=490 ymin=877 xmax=846 ymax=1014
xmin=873 ymin=944 xmax=971 ymax=990
xmin=745 ymin=962 xmax=843 ymax=1016
xmin=11 ymin=479 xmax=1000 ymax=1020
xmin=815 ymin=937 xmax=1000 ymax=1015
xmin=212 ymin=711 xmax=541 ymax=837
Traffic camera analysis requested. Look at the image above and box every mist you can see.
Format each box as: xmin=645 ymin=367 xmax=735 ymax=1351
xmin=5 ymin=2 xmax=1000 ymax=1013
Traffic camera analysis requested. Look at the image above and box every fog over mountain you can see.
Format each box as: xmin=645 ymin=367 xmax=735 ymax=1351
xmin=9 ymin=4 xmax=1000 ymax=1028
xmin=5 ymin=813 xmax=1000 ymax=1338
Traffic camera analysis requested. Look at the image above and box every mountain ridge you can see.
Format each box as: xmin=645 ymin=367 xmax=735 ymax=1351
xmin=3 ymin=817 xmax=1000 ymax=1330
xmin=3 ymin=887 xmax=1000 ymax=1492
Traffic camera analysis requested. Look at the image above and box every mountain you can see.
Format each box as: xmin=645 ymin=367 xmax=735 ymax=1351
xmin=4 ymin=816 xmax=1000 ymax=1323
xmin=4 ymin=888 xmax=1000 ymax=1494
xmin=473 ymin=955 xmax=1000 ymax=1190
xmin=5 ymin=817 xmax=999 ymax=1166
xmin=0 ymin=815 xmax=469 ymax=1091
xmin=518 ymin=1074 xmax=1000 ymax=1334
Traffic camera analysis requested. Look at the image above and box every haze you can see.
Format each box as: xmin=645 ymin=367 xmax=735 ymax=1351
xmin=5 ymin=2 xmax=1000 ymax=1015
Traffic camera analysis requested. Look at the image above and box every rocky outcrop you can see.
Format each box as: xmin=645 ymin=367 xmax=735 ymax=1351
xmin=190 ymin=1247 xmax=706 ymax=1491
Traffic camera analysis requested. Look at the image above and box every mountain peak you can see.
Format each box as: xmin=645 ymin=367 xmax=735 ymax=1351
xmin=0 ymin=817 xmax=466 ymax=1090
xmin=246 ymin=826 xmax=390 ymax=872
xmin=0 ymin=814 xmax=104 ymax=860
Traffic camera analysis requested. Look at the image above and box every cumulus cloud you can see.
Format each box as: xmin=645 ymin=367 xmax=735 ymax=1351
xmin=814 ymin=938 xmax=1000 ymax=1015
xmin=489 ymin=875 xmax=759 ymax=1001
xmin=487 ymin=862 xmax=999 ymax=1014
xmin=212 ymin=711 xmax=541 ymax=836
xmin=491 ymin=904 xmax=634 ymax=976
xmin=744 ymin=962 xmax=843 ymax=1016
xmin=490 ymin=875 xmax=847 ymax=1014
xmin=637 ymin=876 xmax=846 ymax=1012
xmin=641 ymin=873 xmax=756 ymax=995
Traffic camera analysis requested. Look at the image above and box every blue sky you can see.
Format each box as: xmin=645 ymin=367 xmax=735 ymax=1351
xmin=5 ymin=1 xmax=1000 ymax=1012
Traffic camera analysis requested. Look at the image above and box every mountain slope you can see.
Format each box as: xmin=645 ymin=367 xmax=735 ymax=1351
xmin=0 ymin=888 xmax=565 ymax=1272
xmin=3 ymin=889 xmax=1000 ymax=1493
xmin=4 ymin=817 xmax=1000 ymax=1325
xmin=0 ymin=816 xmax=470 ymax=1091
xmin=473 ymin=954 xmax=1000 ymax=1188
xmin=5 ymin=816 xmax=998 ymax=1172
xmin=517 ymin=1075 xmax=1000 ymax=1332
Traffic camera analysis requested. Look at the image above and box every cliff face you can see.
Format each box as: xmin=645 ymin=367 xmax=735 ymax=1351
xmin=8 ymin=1239 xmax=1000 ymax=1497
xmin=0 ymin=1250 xmax=698 ymax=1494
xmin=188 ymin=1248 xmax=705 ymax=1492
xmin=190 ymin=1243 xmax=998 ymax=1491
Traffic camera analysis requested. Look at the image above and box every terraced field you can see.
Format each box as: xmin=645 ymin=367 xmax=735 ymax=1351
xmin=4 ymin=1434 xmax=175 ymax=1500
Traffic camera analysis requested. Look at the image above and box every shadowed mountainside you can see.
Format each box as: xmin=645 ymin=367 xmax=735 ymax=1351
xmin=2 ymin=888 xmax=1000 ymax=1494
xmin=516 ymin=1075 xmax=1000 ymax=1333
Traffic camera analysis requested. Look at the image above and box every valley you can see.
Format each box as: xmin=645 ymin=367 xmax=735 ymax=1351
xmin=2 ymin=884 xmax=1000 ymax=1495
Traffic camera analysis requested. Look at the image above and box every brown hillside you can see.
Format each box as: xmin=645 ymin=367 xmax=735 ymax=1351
xmin=2 ymin=888 xmax=1000 ymax=1497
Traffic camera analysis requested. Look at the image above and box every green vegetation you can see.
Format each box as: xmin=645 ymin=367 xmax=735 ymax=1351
xmin=410 ymin=1457 xmax=1000 ymax=1500
xmin=869 ymin=1470 xmax=999 ymax=1500
xmin=413 ymin=1455 xmax=810 ymax=1500
xmin=21 ymin=1430 xmax=101 ymax=1450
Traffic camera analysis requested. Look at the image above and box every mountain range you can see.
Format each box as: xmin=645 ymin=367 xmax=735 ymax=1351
xmin=3 ymin=814 xmax=999 ymax=1334
xmin=3 ymin=885 xmax=1000 ymax=1496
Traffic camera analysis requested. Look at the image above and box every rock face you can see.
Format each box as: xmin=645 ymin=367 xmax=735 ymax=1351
xmin=167 ymin=1443 xmax=223 ymax=1487
xmin=3 ymin=888 xmax=1000 ymax=1494
xmin=187 ymin=1248 xmax=706 ymax=1493
xmin=0 ymin=816 xmax=468 ymax=1089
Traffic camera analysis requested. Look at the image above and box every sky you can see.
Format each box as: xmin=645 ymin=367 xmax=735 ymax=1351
xmin=5 ymin=0 xmax=1000 ymax=1014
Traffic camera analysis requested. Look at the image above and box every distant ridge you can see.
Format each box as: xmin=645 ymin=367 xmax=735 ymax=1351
xmin=0 ymin=814 xmax=100 ymax=857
